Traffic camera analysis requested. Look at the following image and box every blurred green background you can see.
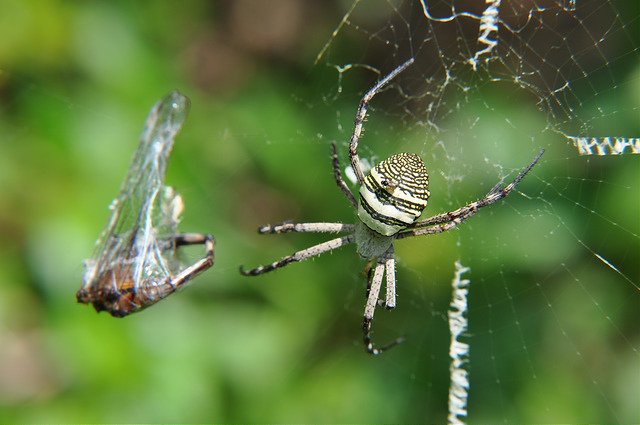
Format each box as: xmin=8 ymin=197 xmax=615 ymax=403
xmin=0 ymin=1 xmax=638 ymax=423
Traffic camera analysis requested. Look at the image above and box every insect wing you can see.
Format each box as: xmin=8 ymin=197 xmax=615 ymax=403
xmin=80 ymin=92 xmax=191 ymax=312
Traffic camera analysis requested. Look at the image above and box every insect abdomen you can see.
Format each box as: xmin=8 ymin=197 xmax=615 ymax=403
xmin=357 ymin=153 xmax=430 ymax=236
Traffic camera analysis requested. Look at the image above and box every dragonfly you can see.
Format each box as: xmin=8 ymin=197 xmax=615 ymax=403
xmin=77 ymin=91 xmax=215 ymax=317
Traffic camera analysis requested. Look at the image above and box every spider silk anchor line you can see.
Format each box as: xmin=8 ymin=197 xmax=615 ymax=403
xmin=240 ymin=58 xmax=545 ymax=355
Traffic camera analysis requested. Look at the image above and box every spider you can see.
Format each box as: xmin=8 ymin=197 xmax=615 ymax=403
xmin=240 ymin=58 xmax=544 ymax=355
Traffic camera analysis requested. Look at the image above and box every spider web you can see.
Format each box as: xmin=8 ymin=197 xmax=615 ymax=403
xmin=0 ymin=2 xmax=637 ymax=423
xmin=316 ymin=0 xmax=639 ymax=422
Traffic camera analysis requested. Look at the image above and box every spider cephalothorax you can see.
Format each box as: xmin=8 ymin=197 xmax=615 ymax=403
xmin=240 ymin=58 xmax=544 ymax=355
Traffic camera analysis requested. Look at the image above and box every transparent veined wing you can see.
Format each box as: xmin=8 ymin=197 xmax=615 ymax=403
xmin=78 ymin=91 xmax=214 ymax=317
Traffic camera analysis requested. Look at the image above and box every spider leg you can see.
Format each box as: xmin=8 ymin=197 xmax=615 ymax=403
xmin=384 ymin=246 xmax=396 ymax=309
xmin=348 ymin=58 xmax=414 ymax=185
xmin=331 ymin=143 xmax=357 ymax=207
xmin=399 ymin=149 xmax=544 ymax=238
xmin=363 ymin=247 xmax=404 ymax=355
xmin=258 ymin=221 xmax=354 ymax=234
xmin=240 ymin=235 xmax=355 ymax=276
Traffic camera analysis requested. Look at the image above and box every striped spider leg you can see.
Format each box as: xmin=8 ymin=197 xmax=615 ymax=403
xmin=348 ymin=57 xmax=415 ymax=185
xmin=363 ymin=245 xmax=405 ymax=355
xmin=240 ymin=59 xmax=544 ymax=355
xmin=396 ymin=149 xmax=545 ymax=240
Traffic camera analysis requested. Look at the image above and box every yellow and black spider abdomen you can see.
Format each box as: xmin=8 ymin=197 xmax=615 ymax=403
xmin=357 ymin=153 xmax=430 ymax=236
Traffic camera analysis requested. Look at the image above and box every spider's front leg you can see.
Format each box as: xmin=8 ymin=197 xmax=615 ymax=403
xmin=398 ymin=149 xmax=544 ymax=238
xmin=240 ymin=233 xmax=355 ymax=276
xmin=258 ymin=221 xmax=354 ymax=235
xmin=363 ymin=247 xmax=404 ymax=355
xmin=348 ymin=58 xmax=414 ymax=185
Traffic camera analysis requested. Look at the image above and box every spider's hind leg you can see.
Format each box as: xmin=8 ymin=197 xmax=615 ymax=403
xmin=363 ymin=248 xmax=404 ymax=355
xmin=364 ymin=248 xmax=396 ymax=310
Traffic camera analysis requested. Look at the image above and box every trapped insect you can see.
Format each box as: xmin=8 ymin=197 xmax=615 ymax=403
xmin=78 ymin=91 xmax=215 ymax=317
xmin=240 ymin=58 xmax=544 ymax=355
